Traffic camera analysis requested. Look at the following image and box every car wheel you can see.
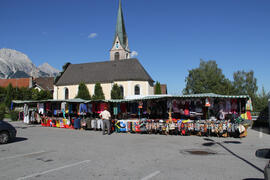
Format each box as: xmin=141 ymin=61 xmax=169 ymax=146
xmin=0 ymin=131 xmax=9 ymax=144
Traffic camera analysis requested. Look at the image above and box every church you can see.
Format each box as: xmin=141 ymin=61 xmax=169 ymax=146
xmin=53 ymin=0 xmax=155 ymax=100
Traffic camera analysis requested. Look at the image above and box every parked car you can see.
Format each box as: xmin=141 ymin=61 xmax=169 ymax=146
xmin=0 ymin=120 xmax=17 ymax=144
xmin=256 ymin=149 xmax=270 ymax=180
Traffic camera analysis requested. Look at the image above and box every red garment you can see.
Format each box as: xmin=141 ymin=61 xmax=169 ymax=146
xmin=246 ymin=111 xmax=252 ymax=120
xmin=120 ymin=103 xmax=127 ymax=113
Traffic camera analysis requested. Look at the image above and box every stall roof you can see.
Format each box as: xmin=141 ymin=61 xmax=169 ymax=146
xmin=110 ymin=93 xmax=249 ymax=103
xmin=13 ymin=93 xmax=249 ymax=104
xmin=13 ymin=98 xmax=87 ymax=104
xmin=174 ymin=93 xmax=250 ymax=99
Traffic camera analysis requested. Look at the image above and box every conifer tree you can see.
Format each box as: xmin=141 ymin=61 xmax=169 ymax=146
xmin=155 ymin=81 xmax=162 ymax=94
xmin=111 ymin=84 xmax=123 ymax=99
xmin=92 ymin=83 xmax=105 ymax=100
xmin=76 ymin=82 xmax=91 ymax=100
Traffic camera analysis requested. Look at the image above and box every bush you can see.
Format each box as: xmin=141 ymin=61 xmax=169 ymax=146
xmin=10 ymin=111 xmax=19 ymax=121
xmin=0 ymin=104 xmax=6 ymax=121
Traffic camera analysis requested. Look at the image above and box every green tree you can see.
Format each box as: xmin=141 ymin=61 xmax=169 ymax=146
xmin=183 ymin=60 xmax=233 ymax=95
xmin=253 ymin=86 xmax=270 ymax=112
xmin=155 ymin=81 xmax=162 ymax=94
xmin=31 ymin=88 xmax=40 ymax=100
xmin=54 ymin=62 xmax=71 ymax=84
xmin=233 ymin=70 xmax=258 ymax=100
xmin=76 ymin=82 xmax=91 ymax=100
xmin=111 ymin=84 xmax=123 ymax=99
xmin=16 ymin=87 xmax=32 ymax=100
xmin=92 ymin=83 xmax=105 ymax=100
xmin=0 ymin=87 xmax=6 ymax=102
xmin=0 ymin=103 xmax=5 ymax=121
xmin=4 ymin=84 xmax=14 ymax=109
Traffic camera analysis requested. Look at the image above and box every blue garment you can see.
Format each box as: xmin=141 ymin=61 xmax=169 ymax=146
xmin=79 ymin=103 xmax=87 ymax=114
xmin=74 ymin=117 xmax=81 ymax=129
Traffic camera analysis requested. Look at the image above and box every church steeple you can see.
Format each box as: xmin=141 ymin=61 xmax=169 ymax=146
xmin=110 ymin=0 xmax=131 ymax=61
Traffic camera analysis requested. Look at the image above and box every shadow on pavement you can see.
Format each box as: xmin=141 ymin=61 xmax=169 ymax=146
xmin=223 ymin=141 xmax=242 ymax=144
xmin=243 ymin=178 xmax=264 ymax=180
xmin=203 ymin=138 xmax=215 ymax=142
xmin=10 ymin=137 xmax=28 ymax=143
xmin=203 ymin=138 xmax=264 ymax=174
xmin=202 ymin=142 xmax=215 ymax=147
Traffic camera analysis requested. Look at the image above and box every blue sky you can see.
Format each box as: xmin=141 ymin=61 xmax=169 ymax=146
xmin=1 ymin=0 xmax=269 ymax=94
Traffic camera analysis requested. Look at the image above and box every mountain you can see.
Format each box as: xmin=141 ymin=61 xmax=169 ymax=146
xmin=0 ymin=48 xmax=59 ymax=79
xmin=38 ymin=62 xmax=60 ymax=77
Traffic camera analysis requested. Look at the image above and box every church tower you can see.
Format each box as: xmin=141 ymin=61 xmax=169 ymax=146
xmin=110 ymin=0 xmax=131 ymax=61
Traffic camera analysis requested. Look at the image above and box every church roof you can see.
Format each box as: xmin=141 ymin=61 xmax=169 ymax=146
xmin=55 ymin=59 xmax=154 ymax=86
xmin=114 ymin=0 xmax=128 ymax=49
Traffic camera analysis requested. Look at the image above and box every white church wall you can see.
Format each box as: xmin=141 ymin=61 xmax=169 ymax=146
xmin=54 ymin=80 xmax=154 ymax=100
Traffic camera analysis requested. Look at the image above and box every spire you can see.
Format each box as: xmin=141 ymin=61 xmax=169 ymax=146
xmin=115 ymin=0 xmax=127 ymax=49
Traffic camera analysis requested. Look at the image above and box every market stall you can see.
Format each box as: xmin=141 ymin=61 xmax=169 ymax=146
xmin=13 ymin=93 xmax=252 ymax=138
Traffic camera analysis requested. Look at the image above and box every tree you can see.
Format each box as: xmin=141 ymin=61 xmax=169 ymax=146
xmin=253 ymin=86 xmax=270 ymax=112
xmin=0 ymin=87 xmax=6 ymax=102
xmin=155 ymin=81 xmax=162 ymax=94
xmin=183 ymin=60 xmax=233 ymax=95
xmin=54 ymin=62 xmax=71 ymax=84
xmin=111 ymin=84 xmax=123 ymax=99
xmin=76 ymin=82 xmax=91 ymax=100
xmin=92 ymin=83 xmax=105 ymax=100
xmin=4 ymin=84 xmax=14 ymax=109
xmin=233 ymin=70 xmax=258 ymax=100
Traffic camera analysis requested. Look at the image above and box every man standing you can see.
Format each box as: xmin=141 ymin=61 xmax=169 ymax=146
xmin=99 ymin=106 xmax=111 ymax=135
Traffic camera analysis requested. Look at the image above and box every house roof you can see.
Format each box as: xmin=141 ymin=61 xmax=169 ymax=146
xmin=34 ymin=77 xmax=54 ymax=91
xmin=0 ymin=78 xmax=31 ymax=88
xmin=55 ymin=58 xmax=154 ymax=86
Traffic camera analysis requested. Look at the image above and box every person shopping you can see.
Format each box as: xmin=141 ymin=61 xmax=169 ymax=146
xmin=99 ymin=106 xmax=111 ymax=135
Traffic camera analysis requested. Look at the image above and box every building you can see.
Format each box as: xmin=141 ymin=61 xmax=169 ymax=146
xmin=33 ymin=77 xmax=54 ymax=93
xmin=54 ymin=0 xmax=154 ymax=100
xmin=0 ymin=77 xmax=33 ymax=88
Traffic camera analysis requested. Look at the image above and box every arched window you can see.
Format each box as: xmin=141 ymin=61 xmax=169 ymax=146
xmin=134 ymin=85 xmax=140 ymax=95
xmin=126 ymin=53 xmax=129 ymax=59
xmin=65 ymin=88 xmax=69 ymax=100
xmin=115 ymin=52 xmax=120 ymax=60
xmin=119 ymin=85 xmax=124 ymax=98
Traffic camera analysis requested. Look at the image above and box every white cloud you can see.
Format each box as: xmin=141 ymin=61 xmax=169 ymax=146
xmin=88 ymin=33 xmax=98 ymax=39
xmin=131 ymin=51 xmax=138 ymax=57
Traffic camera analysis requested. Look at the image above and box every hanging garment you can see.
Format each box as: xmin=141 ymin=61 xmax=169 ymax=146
xmin=97 ymin=119 xmax=103 ymax=130
xmin=79 ymin=103 xmax=87 ymax=115
xmin=61 ymin=102 xmax=66 ymax=111
xmin=87 ymin=104 xmax=92 ymax=114
xmin=74 ymin=117 xmax=81 ymax=129
xmin=38 ymin=103 xmax=44 ymax=114
xmin=245 ymin=99 xmax=253 ymax=111
xmin=68 ymin=104 xmax=73 ymax=114
xmin=225 ymin=100 xmax=231 ymax=113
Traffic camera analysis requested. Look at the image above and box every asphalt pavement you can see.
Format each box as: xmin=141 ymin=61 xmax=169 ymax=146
xmin=0 ymin=121 xmax=269 ymax=180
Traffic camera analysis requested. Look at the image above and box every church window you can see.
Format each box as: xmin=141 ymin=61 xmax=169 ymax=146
xmin=120 ymin=85 xmax=124 ymax=97
xmin=134 ymin=85 xmax=140 ymax=95
xmin=115 ymin=52 xmax=120 ymax=60
xmin=64 ymin=88 xmax=69 ymax=100
xmin=126 ymin=53 xmax=128 ymax=59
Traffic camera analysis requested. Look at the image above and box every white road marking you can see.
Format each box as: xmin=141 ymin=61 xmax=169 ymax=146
xmin=259 ymin=128 xmax=263 ymax=138
xmin=16 ymin=160 xmax=91 ymax=180
xmin=0 ymin=151 xmax=46 ymax=161
xmin=141 ymin=171 xmax=160 ymax=180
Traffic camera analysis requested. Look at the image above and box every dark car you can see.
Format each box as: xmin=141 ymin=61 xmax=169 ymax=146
xmin=256 ymin=149 xmax=270 ymax=180
xmin=0 ymin=120 xmax=17 ymax=144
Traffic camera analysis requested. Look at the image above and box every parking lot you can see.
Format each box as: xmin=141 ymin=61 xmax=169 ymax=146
xmin=0 ymin=121 xmax=269 ymax=180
